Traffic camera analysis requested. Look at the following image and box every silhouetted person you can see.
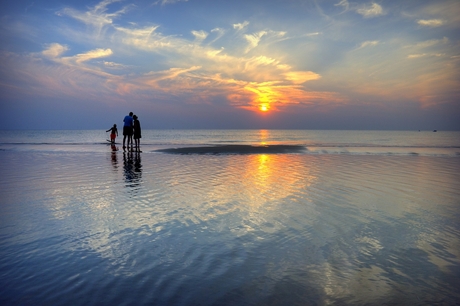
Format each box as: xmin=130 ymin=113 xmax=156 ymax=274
xmin=123 ymin=112 xmax=134 ymax=150
xmin=133 ymin=115 xmax=141 ymax=152
xmin=106 ymin=124 xmax=118 ymax=144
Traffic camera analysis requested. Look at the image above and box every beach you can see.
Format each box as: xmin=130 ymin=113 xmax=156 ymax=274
xmin=1 ymin=130 xmax=460 ymax=305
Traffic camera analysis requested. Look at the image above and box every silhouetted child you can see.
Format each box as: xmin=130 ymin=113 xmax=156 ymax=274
xmin=106 ymin=124 xmax=118 ymax=144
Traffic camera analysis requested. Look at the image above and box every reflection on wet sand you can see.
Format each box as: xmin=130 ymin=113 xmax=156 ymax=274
xmin=111 ymin=144 xmax=119 ymax=169
xmin=156 ymin=145 xmax=306 ymax=154
xmin=151 ymin=153 xmax=319 ymax=232
xmin=16 ymin=149 xmax=458 ymax=304
xmin=240 ymin=153 xmax=316 ymax=208
xmin=123 ymin=151 xmax=142 ymax=188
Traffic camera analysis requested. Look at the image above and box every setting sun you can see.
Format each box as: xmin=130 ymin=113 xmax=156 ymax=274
xmin=259 ymin=104 xmax=269 ymax=112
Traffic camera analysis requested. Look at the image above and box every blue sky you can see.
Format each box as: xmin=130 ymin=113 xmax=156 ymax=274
xmin=1 ymin=0 xmax=459 ymax=130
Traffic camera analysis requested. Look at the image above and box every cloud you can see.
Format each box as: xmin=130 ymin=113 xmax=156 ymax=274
xmin=233 ymin=21 xmax=249 ymax=31
xmin=244 ymin=31 xmax=267 ymax=53
xmin=103 ymin=61 xmax=128 ymax=69
xmin=114 ymin=25 xmax=173 ymax=50
xmin=42 ymin=43 xmax=113 ymax=66
xmin=5 ymin=0 xmax=347 ymax=114
xmin=407 ymin=53 xmax=444 ymax=59
xmin=73 ymin=48 xmax=113 ymax=64
xmin=283 ymin=71 xmax=321 ymax=84
xmin=412 ymin=37 xmax=449 ymax=49
xmin=42 ymin=43 xmax=69 ymax=58
xmin=192 ymin=30 xmax=208 ymax=41
xmin=358 ymin=40 xmax=379 ymax=49
xmin=420 ymin=1 xmax=460 ymax=28
xmin=63 ymin=0 xmax=123 ymax=23
xmin=115 ymin=25 xmax=159 ymax=37
xmin=403 ymin=37 xmax=450 ymax=59
xmin=335 ymin=0 xmax=349 ymax=11
xmin=57 ymin=0 xmax=133 ymax=35
xmin=138 ymin=66 xmax=202 ymax=89
xmin=356 ymin=3 xmax=384 ymax=18
xmin=417 ymin=19 xmax=444 ymax=27
xmin=0 ymin=50 xmax=122 ymax=102
xmin=234 ymin=81 xmax=344 ymax=111
xmin=335 ymin=1 xmax=384 ymax=18
xmin=209 ymin=28 xmax=226 ymax=43
xmin=211 ymin=28 xmax=225 ymax=35
xmin=408 ymin=54 xmax=427 ymax=59
xmin=153 ymin=0 xmax=188 ymax=6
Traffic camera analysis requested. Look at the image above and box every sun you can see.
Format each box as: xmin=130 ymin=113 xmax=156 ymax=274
xmin=259 ymin=104 xmax=269 ymax=112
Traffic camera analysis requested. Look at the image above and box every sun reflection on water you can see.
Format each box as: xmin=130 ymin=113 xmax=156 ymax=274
xmin=258 ymin=129 xmax=270 ymax=145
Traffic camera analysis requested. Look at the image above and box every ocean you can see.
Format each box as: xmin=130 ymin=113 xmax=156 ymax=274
xmin=1 ymin=130 xmax=459 ymax=305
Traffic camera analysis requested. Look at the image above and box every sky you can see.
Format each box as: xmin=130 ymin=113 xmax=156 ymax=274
xmin=0 ymin=0 xmax=459 ymax=130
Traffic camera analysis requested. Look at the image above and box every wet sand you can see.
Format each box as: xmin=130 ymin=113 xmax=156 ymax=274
xmin=156 ymin=144 xmax=307 ymax=154
xmin=1 ymin=149 xmax=460 ymax=305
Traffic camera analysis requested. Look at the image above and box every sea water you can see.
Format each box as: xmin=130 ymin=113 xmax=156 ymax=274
xmin=0 ymin=129 xmax=458 ymax=155
xmin=0 ymin=130 xmax=459 ymax=305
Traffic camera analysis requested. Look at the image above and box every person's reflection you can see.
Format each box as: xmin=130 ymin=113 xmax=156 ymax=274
xmin=134 ymin=151 xmax=142 ymax=175
xmin=110 ymin=144 xmax=118 ymax=169
xmin=123 ymin=151 xmax=142 ymax=188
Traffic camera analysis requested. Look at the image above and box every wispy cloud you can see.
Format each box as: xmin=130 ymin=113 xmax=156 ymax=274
xmin=407 ymin=54 xmax=427 ymax=59
xmin=334 ymin=1 xmax=384 ymax=18
xmin=233 ymin=21 xmax=249 ymax=31
xmin=1 ymin=50 xmax=122 ymax=102
xmin=283 ymin=71 xmax=321 ymax=84
xmin=408 ymin=53 xmax=444 ymax=59
xmin=412 ymin=37 xmax=449 ymax=49
xmin=244 ymin=31 xmax=267 ymax=53
xmin=153 ymin=0 xmax=188 ymax=6
xmin=358 ymin=40 xmax=379 ymax=49
xmin=208 ymin=28 xmax=226 ymax=44
xmin=42 ymin=43 xmax=69 ymax=58
xmin=43 ymin=43 xmax=113 ymax=64
xmin=335 ymin=0 xmax=349 ymax=11
xmin=417 ymin=19 xmax=444 ymax=27
xmin=356 ymin=3 xmax=384 ymax=18
xmin=73 ymin=48 xmax=113 ymax=64
xmin=103 ymin=61 xmax=128 ymax=69
xmin=56 ymin=0 xmax=132 ymax=34
xmin=192 ymin=30 xmax=208 ymax=42
xmin=136 ymin=66 xmax=202 ymax=90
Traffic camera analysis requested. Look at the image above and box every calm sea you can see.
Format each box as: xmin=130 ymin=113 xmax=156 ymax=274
xmin=1 ymin=130 xmax=459 ymax=305
xmin=0 ymin=129 xmax=459 ymax=155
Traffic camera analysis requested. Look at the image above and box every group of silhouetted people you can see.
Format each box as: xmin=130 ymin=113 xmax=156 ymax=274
xmin=106 ymin=112 xmax=142 ymax=151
